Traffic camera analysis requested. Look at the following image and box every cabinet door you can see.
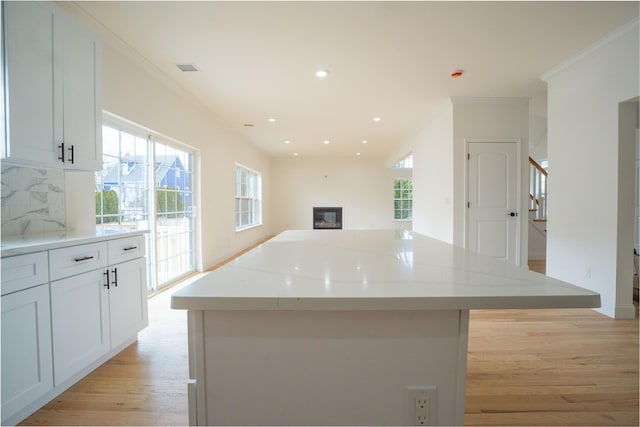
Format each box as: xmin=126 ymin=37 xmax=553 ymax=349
xmin=2 ymin=1 xmax=58 ymax=165
xmin=55 ymin=10 xmax=102 ymax=171
xmin=109 ymin=257 xmax=148 ymax=349
xmin=51 ymin=269 xmax=110 ymax=386
xmin=1 ymin=284 xmax=54 ymax=423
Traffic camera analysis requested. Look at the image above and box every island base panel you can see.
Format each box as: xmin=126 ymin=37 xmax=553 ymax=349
xmin=187 ymin=309 xmax=469 ymax=426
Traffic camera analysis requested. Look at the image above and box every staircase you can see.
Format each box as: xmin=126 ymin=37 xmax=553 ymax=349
xmin=529 ymin=156 xmax=547 ymax=225
xmin=528 ymin=157 xmax=547 ymax=260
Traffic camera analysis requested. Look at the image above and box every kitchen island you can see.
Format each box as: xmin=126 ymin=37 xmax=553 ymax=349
xmin=171 ymin=229 xmax=600 ymax=426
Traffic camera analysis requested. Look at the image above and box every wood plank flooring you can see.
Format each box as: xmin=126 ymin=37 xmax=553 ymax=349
xmin=465 ymin=308 xmax=638 ymax=426
xmin=19 ymin=260 xmax=638 ymax=426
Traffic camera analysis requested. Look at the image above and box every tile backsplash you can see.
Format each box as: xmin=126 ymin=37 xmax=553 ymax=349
xmin=1 ymin=164 xmax=66 ymax=237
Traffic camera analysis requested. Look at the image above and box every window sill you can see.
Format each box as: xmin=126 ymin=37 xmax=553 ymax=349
xmin=393 ymin=219 xmax=413 ymax=222
xmin=235 ymin=223 xmax=263 ymax=233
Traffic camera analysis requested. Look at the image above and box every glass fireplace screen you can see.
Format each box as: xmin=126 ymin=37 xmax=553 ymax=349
xmin=313 ymin=207 xmax=343 ymax=229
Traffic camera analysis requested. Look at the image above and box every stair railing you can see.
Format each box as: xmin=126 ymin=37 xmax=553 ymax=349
xmin=529 ymin=157 xmax=547 ymax=221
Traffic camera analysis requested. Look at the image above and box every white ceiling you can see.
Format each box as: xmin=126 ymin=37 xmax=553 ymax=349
xmin=68 ymin=1 xmax=638 ymax=159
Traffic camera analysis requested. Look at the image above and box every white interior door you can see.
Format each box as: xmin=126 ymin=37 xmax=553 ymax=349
xmin=467 ymin=141 xmax=520 ymax=264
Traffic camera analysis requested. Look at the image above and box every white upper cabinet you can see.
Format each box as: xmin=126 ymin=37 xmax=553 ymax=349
xmin=2 ymin=1 xmax=102 ymax=170
xmin=2 ymin=1 xmax=56 ymax=166
xmin=55 ymin=8 xmax=103 ymax=170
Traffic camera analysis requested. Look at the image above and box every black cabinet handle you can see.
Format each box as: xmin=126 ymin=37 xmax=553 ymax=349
xmin=123 ymin=246 xmax=138 ymax=252
xmin=68 ymin=145 xmax=75 ymax=164
xmin=103 ymin=270 xmax=110 ymax=290
xmin=74 ymin=255 xmax=94 ymax=262
xmin=58 ymin=143 xmax=65 ymax=163
xmin=112 ymin=267 xmax=118 ymax=287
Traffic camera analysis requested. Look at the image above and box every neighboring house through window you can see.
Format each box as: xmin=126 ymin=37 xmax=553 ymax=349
xmin=96 ymin=115 xmax=196 ymax=292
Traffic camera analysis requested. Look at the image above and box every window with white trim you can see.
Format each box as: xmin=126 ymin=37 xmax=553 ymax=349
xmin=235 ymin=164 xmax=262 ymax=230
xmin=393 ymin=154 xmax=413 ymax=221
xmin=96 ymin=114 xmax=196 ymax=292
xmin=393 ymin=178 xmax=413 ymax=220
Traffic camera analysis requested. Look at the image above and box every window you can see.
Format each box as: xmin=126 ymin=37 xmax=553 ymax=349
xmin=235 ymin=164 xmax=262 ymax=230
xmin=394 ymin=178 xmax=413 ymax=220
xmin=155 ymin=142 xmax=195 ymax=287
xmin=393 ymin=153 xmax=413 ymax=221
xmin=96 ymin=125 xmax=151 ymax=229
xmin=394 ymin=154 xmax=413 ymax=169
xmin=96 ymin=115 xmax=196 ymax=292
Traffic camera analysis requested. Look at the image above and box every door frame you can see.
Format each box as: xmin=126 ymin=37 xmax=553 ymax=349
xmin=464 ymin=138 xmax=523 ymax=266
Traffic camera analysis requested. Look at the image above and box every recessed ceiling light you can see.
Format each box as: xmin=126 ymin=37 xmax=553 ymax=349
xmin=362 ymin=140 xmax=368 ymax=144
xmin=176 ymin=63 xmax=198 ymax=72
xmin=268 ymin=118 xmax=276 ymax=123
xmin=293 ymin=152 xmax=299 ymax=156
xmin=284 ymin=140 xmax=291 ymax=144
xmin=323 ymin=140 xmax=331 ymax=145
xmin=373 ymin=117 xmax=381 ymax=123
xmin=356 ymin=152 xmax=361 ymax=156
xmin=315 ymin=69 xmax=329 ymax=78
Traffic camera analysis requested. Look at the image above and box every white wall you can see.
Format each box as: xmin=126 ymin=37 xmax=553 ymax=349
xmin=387 ymin=97 xmax=530 ymax=260
xmin=66 ymin=42 xmax=273 ymax=271
xmin=542 ymin=20 xmax=639 ymax=318
xmin=618 ymin=100 xmax=639 ymax=315
xmin=529 ymin=92 xmax=548 ymax=162
xmin=451 ymin=97 xmax=530 ymax=265
xmin=388 ymin=100 xmax=454 ymax=243
xmin=271 ymin=157 xmax=407 ymax=232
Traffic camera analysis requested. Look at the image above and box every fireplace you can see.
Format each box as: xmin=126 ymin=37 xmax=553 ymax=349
xmin=313 ymin=207 xmax=342 ymax=229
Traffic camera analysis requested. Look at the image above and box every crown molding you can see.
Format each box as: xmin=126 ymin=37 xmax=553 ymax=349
xmin=450 ymin=96 xmax=529 ymax=105
xmin=540 ymin=17 xmax=639 ymax=82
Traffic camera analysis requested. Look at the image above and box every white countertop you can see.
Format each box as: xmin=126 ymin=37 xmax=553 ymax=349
xmin=171 ymin=229 xmax=600 ymax=311
xmin=1 ymin=228 xmax=149 ymax=257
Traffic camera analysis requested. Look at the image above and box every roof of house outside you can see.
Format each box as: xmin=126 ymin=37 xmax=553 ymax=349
xmin=102 ymin=155 xmax=185 ymax=186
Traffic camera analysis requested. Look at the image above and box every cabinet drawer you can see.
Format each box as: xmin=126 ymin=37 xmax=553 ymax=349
xmin=108 ymin=235 xmax=145 ymax=266
xmin=1 ymin=252 xmax=49 ymax=296
xmin=49 ymin=242 xmax=108 ymax=281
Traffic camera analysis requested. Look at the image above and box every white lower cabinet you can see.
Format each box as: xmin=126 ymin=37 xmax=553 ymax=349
xmin=0 ymin=232 xmax=148 ymax=425
xmin=1 ymin=284 xmax=54 ymax=421
xmin=50 ymin=269 xmax=110 ymax=386
xmin=108 ymin=257 xmax=148 ymax=349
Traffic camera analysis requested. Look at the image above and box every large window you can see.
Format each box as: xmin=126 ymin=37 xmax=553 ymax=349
xmin=235 ymin=164 xmax=262 ymax=230
xmin=155 ymin=142 xmax=194 ymax=286
xmin=96 ymin=116 xmax=196 ymax=292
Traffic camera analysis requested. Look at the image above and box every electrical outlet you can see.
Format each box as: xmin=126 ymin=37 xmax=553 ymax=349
xmin=406 ymin=386 xmax=437 ymax=426
xmin=416 ymin=397 xmax=429 ymax=425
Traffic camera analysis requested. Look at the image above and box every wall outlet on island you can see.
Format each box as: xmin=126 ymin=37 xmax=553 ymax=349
xmin=405 ymin=386 xmax=437 ymax=426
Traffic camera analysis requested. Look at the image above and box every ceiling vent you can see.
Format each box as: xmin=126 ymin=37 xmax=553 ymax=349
xmin=176 ymin=63 xmax=198 ymax=72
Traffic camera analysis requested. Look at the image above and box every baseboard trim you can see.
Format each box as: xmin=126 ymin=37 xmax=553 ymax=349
xmin=615 ymin=303 xmax=637 ymax=319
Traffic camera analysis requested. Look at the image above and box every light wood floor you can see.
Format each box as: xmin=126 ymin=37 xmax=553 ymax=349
xmin=20 ymin=260 xmax=638 ymax=426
